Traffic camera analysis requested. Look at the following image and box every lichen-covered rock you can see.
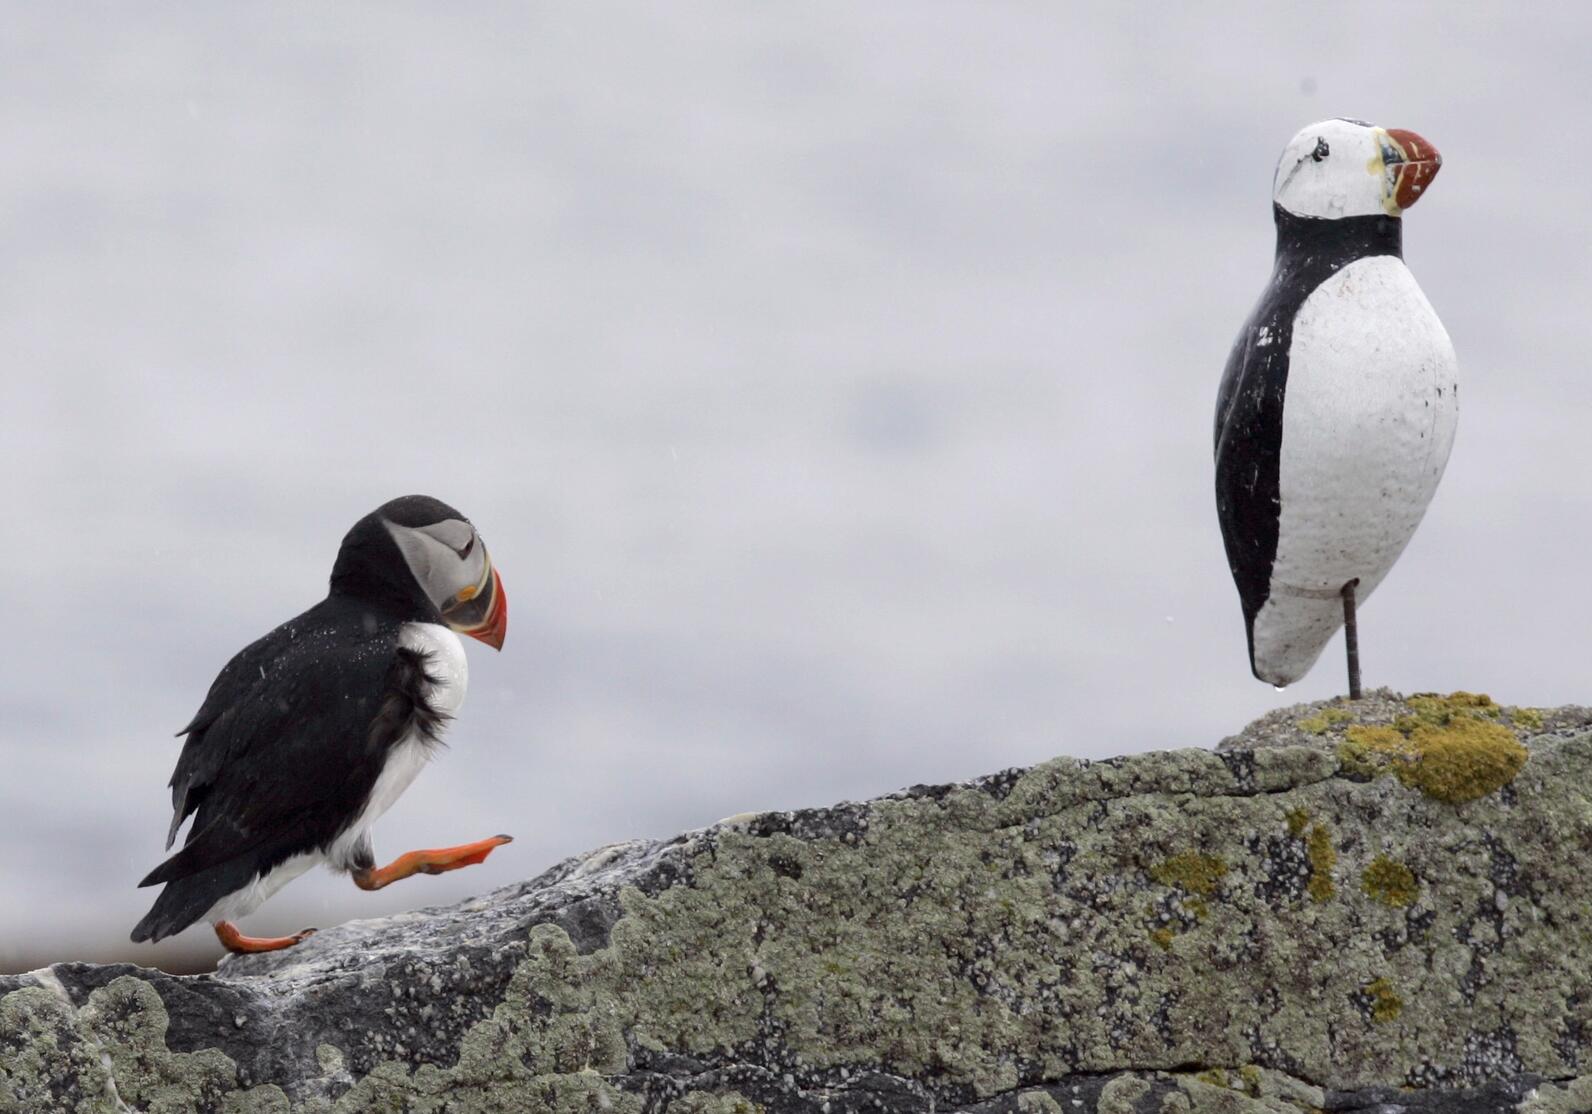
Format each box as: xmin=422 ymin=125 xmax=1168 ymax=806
xmin=4 ymin=693 xmax=1592 ymax=1113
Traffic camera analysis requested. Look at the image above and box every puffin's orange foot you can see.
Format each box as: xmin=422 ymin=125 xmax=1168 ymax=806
xmin=215 ymin=920 xmax=317 ymax=954
xmin=353 ymin=834 xmax=513 ymax=892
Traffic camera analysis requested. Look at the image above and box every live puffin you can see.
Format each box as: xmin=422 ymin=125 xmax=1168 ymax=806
xmin=131 ymin=495 xmax=511 ymax=954
xmin=1214 ymin=118 xmax=1456 ymax=694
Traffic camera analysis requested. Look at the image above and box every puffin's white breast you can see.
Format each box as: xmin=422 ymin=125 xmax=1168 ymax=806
xmin=326 ymin=623 xmax=468 ymax=868
xmin=1252 ymin=254 xmax=1458 ymax=684
xmin=402 ymin=622 xmax=469 ymax=719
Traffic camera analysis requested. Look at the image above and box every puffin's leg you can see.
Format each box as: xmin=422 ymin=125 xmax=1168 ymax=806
xmin=214 ymin=921 xmax=317 ymax=954
xmin=351 ymin=835 xmax=513 ymax=892
xmin=1342 ymin=579 xmax=1362 ymax=700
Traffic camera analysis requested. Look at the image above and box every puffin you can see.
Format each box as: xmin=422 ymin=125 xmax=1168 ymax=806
xmin=1214 ymin=118 xmax=1457 ymax=693
xmin=131 ymin=495 xmax=510 ymax=953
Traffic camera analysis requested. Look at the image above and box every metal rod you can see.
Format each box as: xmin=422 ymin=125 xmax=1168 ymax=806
xmin=1342 ymin=579 xmax=1362 ymax=700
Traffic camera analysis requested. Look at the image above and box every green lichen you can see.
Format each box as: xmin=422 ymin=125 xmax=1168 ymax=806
xmin=1016 ymin=1092 xmax=1066 ymax=1114
xmin=1286 ymin=807 xmax=1311 ymax=837
xmin=1361 ymin=857 xmax=1419 ymax=908
xmin=0 ymin=950 xmax=650 ymax=1114
xmin=1191 ymin=1065 xmax=1265 ymax=1098
xmin=222 ymin=1086 xmax=290 ymax=1114
xmin=1306 ymin=824 xmax=1336 ymax=902
xmin=1362 ymin=978 xmax=1403 ymax=1023
xmin=1524 ymin=1075 xmax=1592 ymax=1113
xmin=79 ymin=978 xmax=244 ymax=1112
xmin=1146 ymin=888 xmax=1209 ymax=951
xmin=0 ymin=977 xmax=311 ymax=1114
xmin=1298 ymin=707 xmax=1353 ymax=734
xmin=0 ymin=985 xmax=115 ymax=1112
xmin=1339 ymin=693 xmax=1529 ymax=803
xmin=670 ymin=1091 xmax=763 ymax=1114
xmin=1096 ymin=1076 xmax=1150 ymax=1114
xmin=1149 ymin=851 xmax=1228 ymax=896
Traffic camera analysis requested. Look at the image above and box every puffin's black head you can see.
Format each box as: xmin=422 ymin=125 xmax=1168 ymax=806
xmin=329 ymin=495 xmax=508 ymax=649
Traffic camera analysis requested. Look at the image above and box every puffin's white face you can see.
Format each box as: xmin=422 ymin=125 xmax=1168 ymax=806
xmin=1272 ymin=118 xmax=1441 ymax=220
xmin=384 ymin=517 xmax=508 ymax=649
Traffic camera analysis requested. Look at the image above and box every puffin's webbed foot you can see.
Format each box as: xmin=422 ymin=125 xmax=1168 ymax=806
xmin=215 ymin=920 xmax=317 ymax=954
xmin=352 ymin=834 xmax=513 ymax=892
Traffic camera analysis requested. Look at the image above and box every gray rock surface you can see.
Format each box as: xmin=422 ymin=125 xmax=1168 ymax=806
xmin=4 ymin=691 xmax=1592 ymax=1113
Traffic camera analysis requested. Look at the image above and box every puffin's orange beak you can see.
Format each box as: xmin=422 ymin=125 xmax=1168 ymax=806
xmin=463 ymin=567 xmax=507 ymax=650
xmin=1384 ymin=128 xmax=1441 ymax=211
xmin=444 ymin=560 xmax=508 ymax=650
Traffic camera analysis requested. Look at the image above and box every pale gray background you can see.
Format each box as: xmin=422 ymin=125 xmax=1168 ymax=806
xmin=3 ymin=4 xmax=1587 ymax=971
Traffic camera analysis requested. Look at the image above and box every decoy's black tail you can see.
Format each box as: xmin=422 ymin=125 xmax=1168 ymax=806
xmin=130 ymin=860 xmax=254 ymax=943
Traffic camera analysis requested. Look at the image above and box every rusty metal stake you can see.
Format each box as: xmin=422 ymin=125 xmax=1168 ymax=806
xmin=1342 ymin=579 xmax=1362 ymax=700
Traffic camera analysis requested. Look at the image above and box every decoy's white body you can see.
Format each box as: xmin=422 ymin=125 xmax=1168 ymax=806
xmin=1214 ymin=119 xmax=1457 ymax=686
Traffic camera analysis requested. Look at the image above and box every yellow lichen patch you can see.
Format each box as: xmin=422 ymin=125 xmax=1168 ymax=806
xmin=1149 ymin=852 xmax=1228 ymax=896
xmin=1338 ymin=725 xmax=1405 ymax=779
xmin=1362 ymin=978 xmax=1403 ymax=1023
xmin=1510 ymin=706 xmax=1544 ymax=731
xmin=1298 ymin=707 xmax=1353 ymax=734
xmin=1338 ymin=696 xmax=1528 ymax=804
xmin=1189 ymin=1065 xmax=1261 ymax=1097
xmin=1149 ymin=927 xmax=1175 ymax=951
xmin=1398 ymin=719 xmax=1527 ymax=803
xmin=1361 ymin=856 xmax=1418 ymax=907
xmin=1408 ymin=691 xmax=1499 ymax=720
xmin=1285 ymin=807 xmax=1310 ymax=837
xmin=1306 ymin=824 xmax=1335 ymax=902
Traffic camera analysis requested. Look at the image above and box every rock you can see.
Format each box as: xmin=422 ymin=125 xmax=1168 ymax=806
xmin=4 ymin=692 xmax=1591 ymax=1113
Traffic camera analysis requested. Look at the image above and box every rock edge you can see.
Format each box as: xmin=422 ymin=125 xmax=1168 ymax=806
xmin=4 ymin=691 xmax=1592 ymax=1113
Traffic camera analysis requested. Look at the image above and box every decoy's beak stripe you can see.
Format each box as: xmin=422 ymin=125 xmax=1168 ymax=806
xmin=1384 ymin=128 xmax=1441 ymax=211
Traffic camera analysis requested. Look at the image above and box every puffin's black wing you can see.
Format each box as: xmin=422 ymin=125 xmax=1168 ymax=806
xmin=131 ymin=602 xmax=438 ymax=943
xmin=163 ymin=618 xmax=304 ymax=849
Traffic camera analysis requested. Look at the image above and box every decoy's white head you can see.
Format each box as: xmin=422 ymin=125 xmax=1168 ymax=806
xmin=1272 ymin=118 xmax=1441 ymax=220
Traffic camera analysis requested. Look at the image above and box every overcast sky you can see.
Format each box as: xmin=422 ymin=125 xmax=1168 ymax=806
xmin=3 ymin=3 xmax=1589 ymax=971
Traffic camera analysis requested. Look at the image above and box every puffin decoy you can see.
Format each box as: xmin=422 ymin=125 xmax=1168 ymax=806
xmin=1214 ymin=118 xmax=1457 ymax=695
xmin=131 ymin=495 xmax=510 ymax=953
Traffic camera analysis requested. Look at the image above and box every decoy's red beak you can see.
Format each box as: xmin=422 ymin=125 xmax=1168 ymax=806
xmin=1384 ymin=128 xmax=1441 ymax=210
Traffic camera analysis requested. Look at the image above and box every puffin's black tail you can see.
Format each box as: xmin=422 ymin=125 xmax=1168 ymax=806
xmin=130 ymin=860 xmax=254 ymax=943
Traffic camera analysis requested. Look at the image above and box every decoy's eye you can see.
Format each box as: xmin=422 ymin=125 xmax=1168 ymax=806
xmin=1311 ymin=138 xmax=1330 ymax=162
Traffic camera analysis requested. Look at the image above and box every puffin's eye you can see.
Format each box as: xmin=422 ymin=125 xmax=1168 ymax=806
xmin=1311 ymin=138 xmax=1330 ymax=162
